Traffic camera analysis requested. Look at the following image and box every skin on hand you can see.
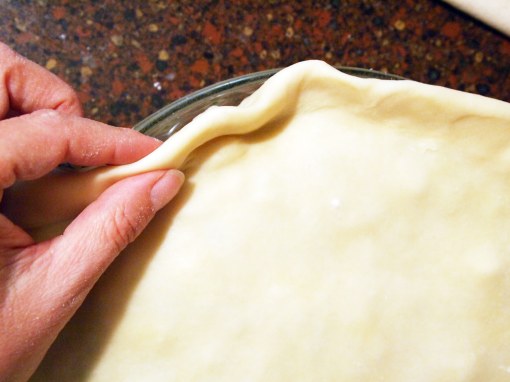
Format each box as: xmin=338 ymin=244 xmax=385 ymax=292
xmin=0 ymin=42 xmax=83 ymax=118
xmin=0 ymin=42 xmax=184 ymax=381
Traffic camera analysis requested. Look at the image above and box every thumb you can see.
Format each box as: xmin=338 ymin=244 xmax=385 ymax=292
xmin=0 ymin=169 xmax=184 ymax=381
xmin=48 ymin=169 xmax=185 ymax=300
xmin=31 ymin=168 xmax=184 ymax=329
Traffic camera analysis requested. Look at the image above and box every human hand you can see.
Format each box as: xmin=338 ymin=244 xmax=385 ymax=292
xmin=0 ymin=43 xmax=184 ymax=381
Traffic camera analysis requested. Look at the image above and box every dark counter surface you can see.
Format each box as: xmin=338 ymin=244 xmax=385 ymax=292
xmin=1 ymin=0 xmax=509 ymax=127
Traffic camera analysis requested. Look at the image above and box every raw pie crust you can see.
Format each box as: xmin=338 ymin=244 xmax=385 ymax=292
xmin=32 ymin=61 xmax=510 ymax=381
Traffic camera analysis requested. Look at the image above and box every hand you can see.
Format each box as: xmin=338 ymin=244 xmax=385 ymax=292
xmin=0 ymin=43 xmax=184 ymax=381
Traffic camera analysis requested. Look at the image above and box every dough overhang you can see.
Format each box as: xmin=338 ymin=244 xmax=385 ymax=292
xmin=29 ymin=61 xmax=510 ymax=381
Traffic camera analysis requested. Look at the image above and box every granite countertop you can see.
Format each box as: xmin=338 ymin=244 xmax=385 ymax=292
xmin=0 ymin=1 xmax=509 ymax=127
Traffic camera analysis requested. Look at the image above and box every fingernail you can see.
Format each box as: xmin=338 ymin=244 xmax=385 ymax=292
xmin=150 ymin=170 xmax=185 ymax=210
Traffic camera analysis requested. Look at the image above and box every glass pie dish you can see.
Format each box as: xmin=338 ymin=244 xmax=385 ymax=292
xmin=59 ymin=67 xmax=401 ymax=173
xmin=133 ymin=67 xmax=403 ymax=140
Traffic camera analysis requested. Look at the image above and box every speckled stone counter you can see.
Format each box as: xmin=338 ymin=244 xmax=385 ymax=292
xmin=0 ymin=0 xmax=509 ymax=127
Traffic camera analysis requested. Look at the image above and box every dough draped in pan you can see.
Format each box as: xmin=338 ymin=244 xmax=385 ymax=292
xmin=32 ymin=61 xmax=510 ymax=381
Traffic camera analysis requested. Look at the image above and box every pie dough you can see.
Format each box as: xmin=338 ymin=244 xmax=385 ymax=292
xmin=31 ymin=61 xmax=510 ymax=381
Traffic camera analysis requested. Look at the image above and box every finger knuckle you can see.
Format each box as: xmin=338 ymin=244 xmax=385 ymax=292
xmin=108 ymin=206 xmax=145 ymax=252
xmin=58 ymin=85 xmax=82 ymax=109
xmin=26 ymin=109 xmax=67 ymax=132
xmin=30 ymin=108 xmax=63 ymax=120
xmin=0 ymin=42 xmax=17 ymax=60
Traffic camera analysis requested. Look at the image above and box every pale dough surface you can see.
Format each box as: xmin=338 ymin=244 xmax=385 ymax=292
xmin=32 ymin=61 xmax=510 ymax=381
xmin=443 ymin=0 xmax=510 ymax=36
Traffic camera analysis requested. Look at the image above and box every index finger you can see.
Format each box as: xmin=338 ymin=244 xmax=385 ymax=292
xmin=0 ymin=42 xmax=83 ymax=119
xmin=0 ymin=110 xmax=161 ymax=189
